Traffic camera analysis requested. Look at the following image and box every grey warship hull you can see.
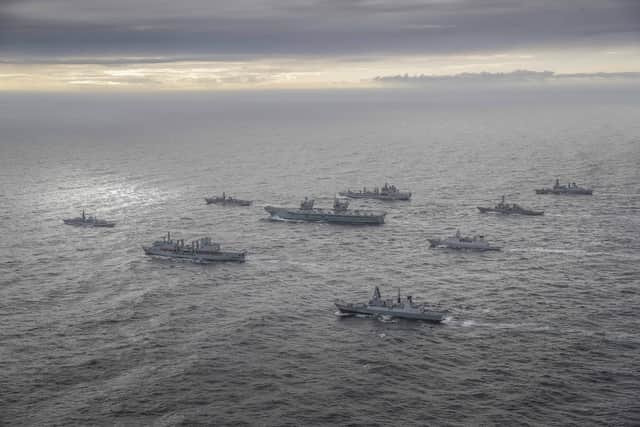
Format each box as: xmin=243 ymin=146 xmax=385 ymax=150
xmin=205 ymin=197 xmax=252 ymax=206
xmin=143 ymin=246 xmax=246 ymax=262
xmin=264 ymin=206 xmax=385 ymax=225
xmin=428 ymin=238 xmax=501 ymax=251
xmin=335 ymin=302 xmax=446 ymax=322
xmin=477 ymin=206 xmax=544 ymax=215
xmin=535 ymin=188 xmax=593 ymax=195
xmin=63 ymin=219 xmax=116 ymax=227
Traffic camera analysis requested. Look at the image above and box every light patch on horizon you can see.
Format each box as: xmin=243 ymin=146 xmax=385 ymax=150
xmin=2 ymin=47 xmax=640 ymax=91
xmin=0 ymin=61 xmax=342 ymax=91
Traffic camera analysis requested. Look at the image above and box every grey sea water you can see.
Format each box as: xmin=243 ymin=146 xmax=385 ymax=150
xmin=1 ymin=86 xmax=639 ymax=426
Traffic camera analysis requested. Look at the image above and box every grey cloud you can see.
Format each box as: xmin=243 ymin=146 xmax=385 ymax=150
xmin=0 ymin=55 xmax=246 ymax=65
xmin=1 ymin=0 xmax=639 ymax=59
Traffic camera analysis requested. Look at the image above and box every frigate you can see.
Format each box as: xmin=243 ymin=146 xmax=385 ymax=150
xmin=339 ymin=183 xmax=411 ymax=201
xmin=205 ymin=192 xmax=252 ymax=206
xmin=477 ymin=195 xmax=544 ymax=215
xmin=335 ymin=286 xmax=447 ymax=322
xmin=143 ymin=232 xmax=246 ymax=262
xmin=429 ymin=230 xmax=501 ymax=251
xmin=535 ymin=179 xmax=593 ymax=195
xmin=264 ymin=197 xmax=386 ymax=225
xmin=63 ymin=210 xmax=115 ymax=227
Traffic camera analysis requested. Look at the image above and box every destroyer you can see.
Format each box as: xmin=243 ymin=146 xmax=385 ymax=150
xmin=143 ymin=232 xmax=246 ymax=262
xmin=535 ymin=179 xmax=593 ymax=195
xmin=63 ymin=210 xmax=115 ymax=227
xmin=429 ymin=230 xmax=501 ymax=251
xmin=477 ymin=195 xmax=543 ymax=216
xmin=264 ymin=197 xmax=385 ymax=225
xmin=339 ymin=183 xmax=411 ymax=201
xmin=205 ymin=192 xmax=252 ymax=206
xmin=335 ymin=286 xmax=446 ymax=322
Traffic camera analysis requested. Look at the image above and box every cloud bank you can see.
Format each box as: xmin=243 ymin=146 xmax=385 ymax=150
xmin=2 ymin=0 xmax=639 ymax=59
xmin=373 ymin=70 xmax=640 ymax=84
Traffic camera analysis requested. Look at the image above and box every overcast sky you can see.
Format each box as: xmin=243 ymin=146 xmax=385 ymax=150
xmin=2 ymin=0 xmax=639 ymax=90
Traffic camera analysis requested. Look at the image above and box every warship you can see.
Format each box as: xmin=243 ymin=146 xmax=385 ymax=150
xmin=339 ymin=183 xmax=411 ymax=201
xmin=143 ymin=232 xmax=246 ymax=262
xmin=264 ymin=197 xmax=386 ymax=225
xmin=205 ymin=192 xmax=252 ymax=206
xmin=429 ymin=230 xmax=501 ymax=251
xmin=335 ymin=286 xmax=447 ymax=322
xmin=535 ymin=179 xmax=593 ymax=195
xmin=477 ymin=195 xmax=544 ymax=216
xmin=63 ymin=210 xmax=115 ymax=227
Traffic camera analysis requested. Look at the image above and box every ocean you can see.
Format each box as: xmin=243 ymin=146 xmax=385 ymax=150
xmin=1 ymin=85 xmax=639 ymax=425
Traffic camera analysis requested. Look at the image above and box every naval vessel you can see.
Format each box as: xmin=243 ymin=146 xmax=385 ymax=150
xmin=339 ymin=183 xmax=411 ymax=201
xmin=143 ymin=233 xmax=246 ymax=262
xmin=205 ymin=192 xmax=252 ymax=206
xmin=63 ymin=210 xmax=115 ymax=228
xmin=264 ymin=197 xmax=386 ymax=225
xmin=477 ymin=195 xmax=544 ymax=215
xmin=535 ymin=179 xmax=593 ymax=195
xmin=335 ymin=286 xmax=447 ymax=322
xmin=429 ymin=230 xmax=501 ymax=251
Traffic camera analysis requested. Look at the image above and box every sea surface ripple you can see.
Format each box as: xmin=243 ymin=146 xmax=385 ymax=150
xmin=1 ymin=87 xmax=639 ymax=426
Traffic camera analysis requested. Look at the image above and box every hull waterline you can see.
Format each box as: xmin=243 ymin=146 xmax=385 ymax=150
xmin=477 ymin=206 xmax=544 ymax=216
xmin=335 ymin=303 xmax=445 ymax=322
xmin=535 ymin=189 xmax=593 ymax=195
xmin=143 ymin=247 xmax=246 ymax=263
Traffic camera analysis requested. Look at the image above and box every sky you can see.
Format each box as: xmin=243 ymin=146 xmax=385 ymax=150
xmin=1 ymin=0 xmax=639 ymax=90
